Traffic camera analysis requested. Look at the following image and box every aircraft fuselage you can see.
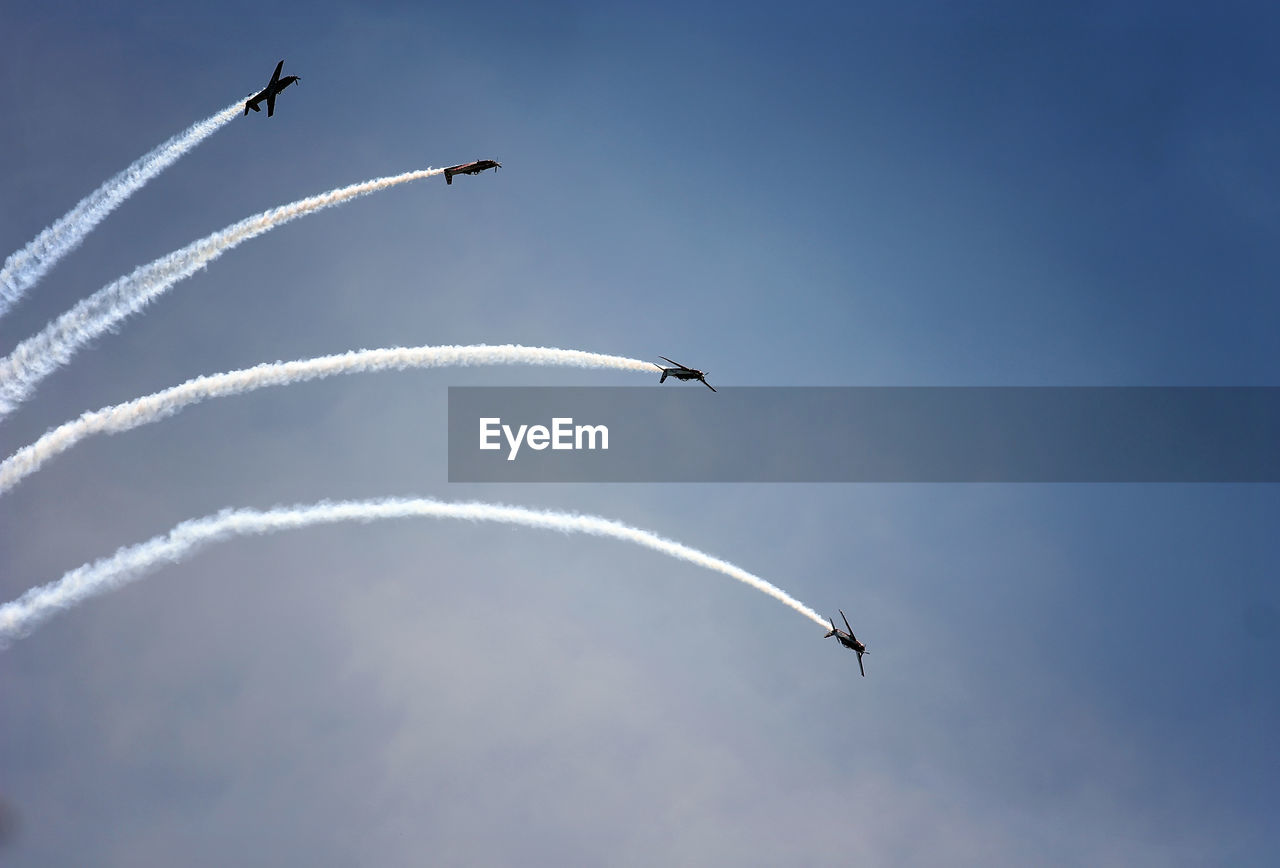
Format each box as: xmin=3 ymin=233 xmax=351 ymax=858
xmin=248 ymin=76 xmax=298 ymax=104
xmin=663 ymin=369 xmax=702 ymax=381
xmin=245 ymin=61 xmax=300 ymax=117
xmin=444 ymin=160 xmax=501 ymax=184
xmin=655 ymin=357 xmax=715 ymax=390
xmin=836 ymin=634 xmax=866 ymax=654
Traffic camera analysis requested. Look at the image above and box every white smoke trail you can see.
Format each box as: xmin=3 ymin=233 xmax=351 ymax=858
xmin=0 ymin=100 xmax=245 ymax=319
xmin=0 ymin=345 xmax=656 ymax=495
xmin=0 ymin=497 xmax=830 ymax=646
xmin=0 ymin=167 xmax=444 ymax=420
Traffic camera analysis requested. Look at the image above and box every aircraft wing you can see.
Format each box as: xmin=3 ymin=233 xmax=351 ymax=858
xmin=702 ymin=379 xmax=716 ymax=392
xmin=270 ymin=60 xmax=284 ymax=86
xmin=267 ymin=92 xmax=276 ymax=117
xmin=857 ymin=652 xmax=865 ymax=677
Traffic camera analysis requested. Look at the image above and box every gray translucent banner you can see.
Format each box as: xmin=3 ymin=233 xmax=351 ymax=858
xmin=447 ymin=387 xmax=1280 ymax=482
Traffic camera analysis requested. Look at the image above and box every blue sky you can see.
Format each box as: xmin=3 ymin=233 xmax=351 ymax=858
xmin=1 ymin=1 xmax=1277 ymax=864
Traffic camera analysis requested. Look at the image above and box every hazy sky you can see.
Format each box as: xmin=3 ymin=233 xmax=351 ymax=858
xmin=2 ymin=1 xmax=1278 ymax=864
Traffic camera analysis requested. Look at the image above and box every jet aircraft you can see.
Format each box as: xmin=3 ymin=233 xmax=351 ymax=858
xmin=244 ymin=60 xmax=300 ymax=117
xmin=824 ymin=609 xmax=868 ymax=676
xmin=655 ymin=357 xmax=716 ymax=392
xmin=444 ymin=160 xmax=502 ymax=184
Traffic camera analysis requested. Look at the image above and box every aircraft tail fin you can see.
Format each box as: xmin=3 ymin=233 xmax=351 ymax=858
xmin=444 ymin=169 xmax=454 ymax=185
xmin=659 ymin=371 xmax=668 ymax=383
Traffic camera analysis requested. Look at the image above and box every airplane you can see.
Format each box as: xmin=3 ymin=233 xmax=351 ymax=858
xmin=824 ymin=609 xmax=869 ymax=676
xmin=655 ymin=356 xmax=716 ymax=392
xmin=444 ymin=160 xmax=502 ymax=184
xmin=244 ymin=60 xmax=300 ymax=117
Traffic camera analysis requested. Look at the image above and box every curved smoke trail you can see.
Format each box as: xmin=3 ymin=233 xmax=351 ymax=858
xmin=0 ymin=497 xmax=830 ymax=646
xmin=0 ymin=345 xmax=655 ymax=495
xmin=0 ymin=167 xmax=444 ymax=421
xmin=0 ymin=100 xmax=245 ymax=319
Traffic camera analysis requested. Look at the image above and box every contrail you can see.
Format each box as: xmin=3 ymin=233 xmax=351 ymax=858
xmin=0 ymin=345 xmax=655 ymax=495
xmin=0 ymin=100 xmax=245 ymax=320
xmin=0 ymin=167 xmax=444 ymax=420
xmin=0 ymin=497 xmax=831 ymax=647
